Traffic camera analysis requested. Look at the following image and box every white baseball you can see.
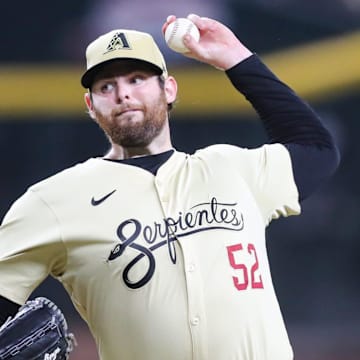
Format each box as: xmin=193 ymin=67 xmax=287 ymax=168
xmin=164 ymin=18 xmax=200 ymax=53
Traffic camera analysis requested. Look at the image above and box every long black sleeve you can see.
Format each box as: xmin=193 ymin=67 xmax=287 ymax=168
xmin=0 ymin=295 xmax=20 ymax=326
xmin=226 ymin=54 xmax=340 ymax=201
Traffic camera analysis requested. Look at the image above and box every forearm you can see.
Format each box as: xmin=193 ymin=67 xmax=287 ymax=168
xmin=226 ymin=55 xmax=334 ymax=145
xmin=226 ymin=54 xmax=340 ymax=200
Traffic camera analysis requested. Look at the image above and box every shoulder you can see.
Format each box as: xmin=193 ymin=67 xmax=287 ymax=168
xmin=1 ymin=159 xmax=99 ymax=219
xmin=193 ymin=143 xmax=290 ymax=165
xmin=192 ymin=144 xmax=246 ymax=162
xmin=28 ymin=158 xmax=104 ymax=193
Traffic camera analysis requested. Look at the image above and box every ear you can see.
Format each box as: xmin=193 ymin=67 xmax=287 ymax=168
xmin=84 ymin=92 xmax=96 ymax=120
xmin=164 ymin=76 xmax=178 ymax=104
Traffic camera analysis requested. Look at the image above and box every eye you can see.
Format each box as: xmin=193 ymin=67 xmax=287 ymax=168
xmin=130 ymin=74 xmax=146 ymax=84
xmin=100 ymin=83 xmax=115 ymax=93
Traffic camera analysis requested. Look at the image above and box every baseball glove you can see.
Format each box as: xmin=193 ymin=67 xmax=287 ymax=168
xmin=0 ymin=297 xmax=76 ymax=360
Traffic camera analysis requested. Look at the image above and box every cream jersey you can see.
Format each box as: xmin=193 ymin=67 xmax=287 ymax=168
xmin=0 ymin=143 xmax=300 ymax=360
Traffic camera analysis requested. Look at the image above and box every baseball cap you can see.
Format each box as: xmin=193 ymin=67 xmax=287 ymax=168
xmin=81 ymin=29 xmax=168 ymax=88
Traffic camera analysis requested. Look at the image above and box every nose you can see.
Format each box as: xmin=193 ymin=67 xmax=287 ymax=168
xmin=114 ymin=80 xmax=130 ymax=104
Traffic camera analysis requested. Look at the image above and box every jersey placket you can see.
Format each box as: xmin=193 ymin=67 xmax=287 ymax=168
xmin=178 ymin=237 xmax=208 ymax=360
xmin=154 ymin=175 xmax=209 ymax=360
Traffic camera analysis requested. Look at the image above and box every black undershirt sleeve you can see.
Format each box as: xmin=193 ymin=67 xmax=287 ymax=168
xmin=0 ymin=295 xmax=20 ymax=326
xmin=226 ymin=54 xmax=340 ymax=201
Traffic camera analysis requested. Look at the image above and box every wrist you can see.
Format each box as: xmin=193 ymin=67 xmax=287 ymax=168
xmin=216 ymin=47 xmax=254 ymax=71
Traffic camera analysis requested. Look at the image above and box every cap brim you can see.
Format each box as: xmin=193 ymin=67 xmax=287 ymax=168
xmin=81 ymin=58 xmax=163 ymax=89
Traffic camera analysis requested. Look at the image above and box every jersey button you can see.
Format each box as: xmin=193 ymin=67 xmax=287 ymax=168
xmin=191 ymin=317 xmax=200 ymax=326
xmin=188 ymin=263 xmax=195 ymax=272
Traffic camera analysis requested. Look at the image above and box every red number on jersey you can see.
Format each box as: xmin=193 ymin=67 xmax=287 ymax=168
xmin=247 ymin=243 xmax=264 ymax=289
xmin=226 ymin=243 xmax=264 ymax=291
xmin=226 ymin=244 xmax=249 ymax=290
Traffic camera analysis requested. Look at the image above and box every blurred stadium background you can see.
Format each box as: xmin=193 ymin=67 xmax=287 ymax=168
xmin=1 ymin=1 xmax=360 ymax=359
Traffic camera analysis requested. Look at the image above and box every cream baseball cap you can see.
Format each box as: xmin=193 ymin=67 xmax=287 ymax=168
xmin=81 ymin=29 xmax=168 ymax=88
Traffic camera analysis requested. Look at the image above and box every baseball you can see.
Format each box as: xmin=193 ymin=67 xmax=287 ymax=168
xmin=164 ymin=18 xmax=200 ymax=53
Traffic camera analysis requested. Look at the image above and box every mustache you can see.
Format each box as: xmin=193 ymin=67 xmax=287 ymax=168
xmin=111 ymin=103 xmax=143 ymax=116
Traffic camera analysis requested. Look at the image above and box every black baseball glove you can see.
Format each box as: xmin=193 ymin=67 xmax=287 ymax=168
xmin=0 ymin=297 xmax=76 ymax=360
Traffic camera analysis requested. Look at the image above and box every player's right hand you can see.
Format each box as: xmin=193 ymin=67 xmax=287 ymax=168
xmin=162 ymin=14 xmax=253 ymax=70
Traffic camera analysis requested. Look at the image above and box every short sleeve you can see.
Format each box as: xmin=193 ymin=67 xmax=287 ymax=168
xmin=200 ymin=143 xmax=300 ymax=225
xmin=252 ymin=143 xmax=301 ymax=223
xmin=0 ymin=189 xmax=67 ymax=304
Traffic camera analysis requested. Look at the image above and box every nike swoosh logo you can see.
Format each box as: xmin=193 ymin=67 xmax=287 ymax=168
xmin=91 ymin=189 xmax=117 ymax=206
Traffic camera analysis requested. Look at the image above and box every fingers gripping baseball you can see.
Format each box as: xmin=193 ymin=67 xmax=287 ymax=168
xmin=182 ymin=15 xmax=223 ymax=64
xmin=164 ymin=17 xmax=200 ymax=53
xmin=163 ymin=14 xmax=253 ymax=70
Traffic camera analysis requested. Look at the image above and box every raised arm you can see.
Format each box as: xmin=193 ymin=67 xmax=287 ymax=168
xmin=163 ymin=14 xmax=340 ymax=201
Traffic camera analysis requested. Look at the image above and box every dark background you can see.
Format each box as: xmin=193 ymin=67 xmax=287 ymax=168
xmin=1 ymin=1 xmax=359 ymax=359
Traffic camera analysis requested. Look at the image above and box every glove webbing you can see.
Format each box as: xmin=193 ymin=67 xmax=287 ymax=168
xmin=0 ymin=319 xmax=59 ymax=359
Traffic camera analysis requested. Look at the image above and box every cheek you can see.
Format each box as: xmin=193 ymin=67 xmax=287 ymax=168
xmin=92 ymin=99 xmax=112 ymax=118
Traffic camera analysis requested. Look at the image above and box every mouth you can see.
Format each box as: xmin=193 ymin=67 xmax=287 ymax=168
xmin=115 ymin=108 xmax=141 ymax=117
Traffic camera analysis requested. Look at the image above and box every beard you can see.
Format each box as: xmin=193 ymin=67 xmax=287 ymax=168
xmin=93 ymin=93 xmax=169 ymax=148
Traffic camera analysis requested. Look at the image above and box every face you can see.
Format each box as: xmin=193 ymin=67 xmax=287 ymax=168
xmin=85 ymin=61 xmax=177 ymax=148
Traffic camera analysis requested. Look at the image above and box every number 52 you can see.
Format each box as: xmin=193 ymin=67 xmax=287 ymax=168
xmin=226 ymin=243 xmax=264 ymax=291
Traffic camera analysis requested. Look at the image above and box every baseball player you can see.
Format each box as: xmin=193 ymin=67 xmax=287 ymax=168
xmin=0 ymin=14 xmax=339 ymax=360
